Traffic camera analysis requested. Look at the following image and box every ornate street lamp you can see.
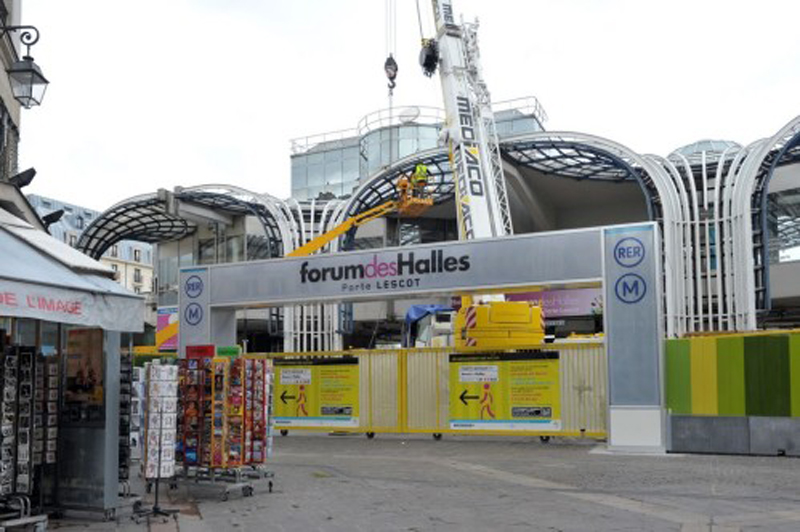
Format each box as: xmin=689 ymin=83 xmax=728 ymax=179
xmin=1 ymin=25 xmax=49 ymax=109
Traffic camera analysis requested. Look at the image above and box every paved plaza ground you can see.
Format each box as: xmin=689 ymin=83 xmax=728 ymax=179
xmin=52 ymin=433 xmax=800 ymax=531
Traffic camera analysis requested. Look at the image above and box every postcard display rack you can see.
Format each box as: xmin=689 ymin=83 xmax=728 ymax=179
xmin=118 ymin=351 xmax=133 ymax=495
xmin=130 ymin=367 xmax=144 ymax=462
xmin=179 ymin=346 xmax=273 ymax=500
xmin=143 ymin=361 xmax=178 ymax=489
xmin=0 ymin=345 xmax=55 ymax=527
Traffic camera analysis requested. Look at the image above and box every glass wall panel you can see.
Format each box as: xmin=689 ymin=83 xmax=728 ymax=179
xmin=41 ymin=321 xmax=59 ymax=356
xmin=399 ymin=139 xmax=417 ymax=159
xmin=198 ymin=238 xmax=216 ymax=265
xmin=399 ymin=125 xmax=417 ymax=139
xmin=292 ymin=165 xmax=307 ymax=188
xmin=307 ymin=164 xmax=324 ymax=186
xmin=15 ymin=319 xmax=36 ymax=346
xmin=291 ymin=155 xmax=306 ymax=169
xmin=342 ymin=157 xmax=359 ymax=180
xmin=325 ymin=161 xmax=342 ymax=184
xmin=226 ymin=235 xmax=245 ymax=263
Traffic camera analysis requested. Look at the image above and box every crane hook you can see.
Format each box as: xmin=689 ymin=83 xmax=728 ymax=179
xmin=384 ymin=54 xmax=398 ymax=91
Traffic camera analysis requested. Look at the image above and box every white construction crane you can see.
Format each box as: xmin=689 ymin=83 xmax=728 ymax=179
xmin=422 ymin=0 xmax=513 ymax=241
xmin=418 ymin=1 xmax=548 ymax=348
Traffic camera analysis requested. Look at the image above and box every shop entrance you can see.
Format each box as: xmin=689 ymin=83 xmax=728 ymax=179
xmin=179 ymin=223 xmax=664 ymax=451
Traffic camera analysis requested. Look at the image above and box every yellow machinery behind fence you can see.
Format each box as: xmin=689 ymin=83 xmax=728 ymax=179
xmin=454 ymin=299 xmax=545 ymax=348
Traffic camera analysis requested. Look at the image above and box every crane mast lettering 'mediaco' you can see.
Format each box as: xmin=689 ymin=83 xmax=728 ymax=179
xmin=431 ymin=0 xmax=513 ymax=241
xmin=427 ymin=0 xmax=546 ymax=347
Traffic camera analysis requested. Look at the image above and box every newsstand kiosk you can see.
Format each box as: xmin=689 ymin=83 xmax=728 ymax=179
xmin=0 ymin=208 xmax=144 ymax=523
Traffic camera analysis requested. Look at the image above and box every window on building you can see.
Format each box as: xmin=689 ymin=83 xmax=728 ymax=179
xmin=111 ymin=245 xmax=119 ymax=258
xmin=111 ymin=263 xmax=118 ymax=272
xmin=69 ymin=234 xmax=77 ymax=246
xmin=64 ymin=206 xmax=73 ymax=213
xmin=76 ymin=216 xmax=84 ymax=230
xmin=42 ymin=200 xmax=52 ymax=208
xmin=134 ymin=286 xmax=141 ymax=294
xmin=134 ymin=249 xmax=141 ymax=262
xmin=134 ymin=268 xmax=142 ymax=283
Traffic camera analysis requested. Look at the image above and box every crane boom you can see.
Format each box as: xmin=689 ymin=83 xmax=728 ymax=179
xmin=431 ymin=0 xmax=511 ymax=241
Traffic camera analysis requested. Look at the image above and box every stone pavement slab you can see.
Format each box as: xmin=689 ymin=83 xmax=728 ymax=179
xmin=48 ymin=433 xmax=800 ymax=531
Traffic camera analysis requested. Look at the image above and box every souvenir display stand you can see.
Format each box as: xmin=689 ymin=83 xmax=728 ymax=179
xmin=178 ymin=346 xmax=274 ymax=501
xmin=130 ymin=367 xmax=144 ymax=462
xmin=118 ymin=350 xmax=133 ymax=497
xmin=134 ymin=360 xmax=179 ymax=524
xmin=0 ymin=344 xmax=50 ymax=529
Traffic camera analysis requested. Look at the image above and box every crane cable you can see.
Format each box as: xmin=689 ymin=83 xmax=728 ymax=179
xmin=384 ymin=0 xmax=398 ymax=93
xmin=415 ymin=0 xmax=425 ymax=41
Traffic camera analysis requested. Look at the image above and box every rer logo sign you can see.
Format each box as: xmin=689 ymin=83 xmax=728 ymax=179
xmin=613 ymin=237 xmax=645 ymax=268
xmin=614 ymin=273 xmax=646 ymax=304
xmin=184 ymin=303 xmax=204 ymax=326
xmin=184 ymin=275 xmax=204 ymax=299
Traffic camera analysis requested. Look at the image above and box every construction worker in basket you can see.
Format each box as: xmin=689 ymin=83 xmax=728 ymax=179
xmin=411 ymin=163 xmax=429 ymax=198
xmin=397 ymin=174 xmax=410 ymax=204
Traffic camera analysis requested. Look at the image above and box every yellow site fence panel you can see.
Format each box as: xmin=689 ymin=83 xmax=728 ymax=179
xmin=255 ymin=342 xmax=606 ymax=439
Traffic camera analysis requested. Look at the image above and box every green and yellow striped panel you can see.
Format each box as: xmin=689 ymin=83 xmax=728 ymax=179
xmin=744 ymin=335 xmax=790 ymax=417
xmin=665 ymin=339 xmax=691 ymax=414
xmin=716 ymin=336 xmax=745 ymax=416
xmin=690 ymin=336 xmax=718 ymax=415
xmin=791 ymin=334 xmax=800 ymax=417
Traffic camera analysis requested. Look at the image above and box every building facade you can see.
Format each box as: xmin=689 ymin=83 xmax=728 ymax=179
xmin=26 ymin=195 xmax=156 ymax=326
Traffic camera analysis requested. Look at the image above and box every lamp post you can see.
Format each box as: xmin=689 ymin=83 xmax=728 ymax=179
xmin=1 ymin=24 xmax=49 ymax=109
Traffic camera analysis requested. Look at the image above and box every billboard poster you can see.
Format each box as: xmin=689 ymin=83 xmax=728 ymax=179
xmin=506 ymin=288 xmax=603 ymax=318
xmin=449 ymin=351 xmax=560 ymax=431
xmin=156 ymin=306 xmax=179 ymax=351
xmin=273 ymin=357 xmax=359 ymax=428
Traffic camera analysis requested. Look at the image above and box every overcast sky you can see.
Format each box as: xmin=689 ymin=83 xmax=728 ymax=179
xmin=17 ymin=0 xmax=800 ymax=211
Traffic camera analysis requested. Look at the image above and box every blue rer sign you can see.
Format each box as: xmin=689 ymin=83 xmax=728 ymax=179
xmin=179 ymin=268 xmax=210 ymax=356
xmin=613 ymin=237 xmax=645 ymax=268
xmin=603 ymin=225 xmax=661 ymax=407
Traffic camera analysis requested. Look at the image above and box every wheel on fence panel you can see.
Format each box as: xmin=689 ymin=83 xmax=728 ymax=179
xmin=432 ymin=433 xmax=442 ymax=441
xmin=221 ymin=491 xmax=229 ymax=502
xmin=539 ymin=436 xmax=551 ymax=443
xmin=280 ymin=429 xmax=289 ymax=437
xmin=366 ymin=432 xmax=375 ymax=439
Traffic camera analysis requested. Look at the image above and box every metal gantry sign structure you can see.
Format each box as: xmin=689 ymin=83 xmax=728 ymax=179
xmin=179 ymin=222 xmax=666 ymax=451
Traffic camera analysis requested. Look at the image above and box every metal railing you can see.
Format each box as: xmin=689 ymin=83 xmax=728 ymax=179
xmin=356 ymin=106 xmax=446 ymax=138
xmin=290 ymin=127 xmax=359 ymax=156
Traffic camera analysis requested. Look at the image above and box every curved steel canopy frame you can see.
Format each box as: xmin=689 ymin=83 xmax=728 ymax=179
xmin=76 ymin=121 xmax=800 ymax=340
xmin=76 ymin=193 xmax=195 ymax=260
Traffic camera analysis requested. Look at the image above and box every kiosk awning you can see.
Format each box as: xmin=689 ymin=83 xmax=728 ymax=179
xmin=0 ymin=209 xmax=144 ymax=332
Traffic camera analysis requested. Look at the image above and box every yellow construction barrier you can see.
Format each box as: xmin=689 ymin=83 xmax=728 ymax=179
xmin=254 ymin=343 xmax=607 ymax=439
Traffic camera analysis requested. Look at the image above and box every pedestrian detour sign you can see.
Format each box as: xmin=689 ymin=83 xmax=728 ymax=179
xmin=448 ymin=352 xmax=561 ymax=431
xmin=273 ymin=357 xmax=359 ymax=428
